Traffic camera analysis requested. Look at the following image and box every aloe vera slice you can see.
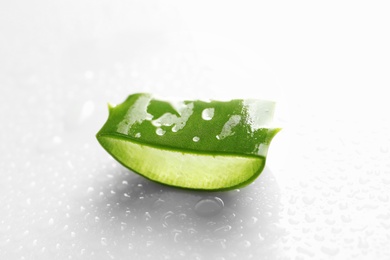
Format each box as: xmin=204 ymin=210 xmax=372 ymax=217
xmin=96 ymin=93 xmax=280 ymax=191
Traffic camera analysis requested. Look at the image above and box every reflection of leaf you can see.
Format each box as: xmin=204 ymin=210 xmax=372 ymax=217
xmin=97 ymin=93 xmax=280 ymax=190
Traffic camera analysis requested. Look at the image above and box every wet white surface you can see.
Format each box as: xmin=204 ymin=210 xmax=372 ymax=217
xmin=1 ymin=1 xmax=390 ymax=259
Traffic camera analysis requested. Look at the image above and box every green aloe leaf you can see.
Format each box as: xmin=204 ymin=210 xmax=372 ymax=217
xmin=96 ymin=93 xmax=280 ymax=191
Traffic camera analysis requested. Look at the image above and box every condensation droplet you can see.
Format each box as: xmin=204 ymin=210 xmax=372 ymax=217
xmin=194 ymin=197 xmax=224 ymax=217
xmin=156 ymin=128 xmax=166 ymax=136
xmin=238 ymin=240 xmax=251 ymax=249
xmin=341 ymin=215 xmax=352 ymax=223
xmin=214 ymin=225 xmax=232 ymax=235
xmin=192 ymin=136 xmax=200 ymax=142
xmin=288 ymin=218 xmax=300 ymax=225
xmin=172 ymin=125 xmax=179 ymax=132
xmin=202 ymin=108 xmax=215 ymax=120
xmin=302 ymin=195 xmax=316 ymax=205
xmin=153 ymin=198 xmax=165 ymax=208
xmin=321 ymin=246 xmax=340 ymax=256
xmin=358 ymin=237 xmax=369 ymax=249
xmin=314 ymin=234 xmax=324 ymax=241
xmin=162 ymin=211 xmax=174 ymax=228
xmin=144 ymin=212 xmax=152 ymax=221
xmin=305 ymin=213 xmax=316 ymax=223
xmin=135 ymin=133 xmax=141 ymax=138
xmin=325 ymin=218 xmax=336 ymax=225
xmin=172 ymin=229 xmax=182 ymax=243
xmin=339 ymin=202 xmax=348 ymax=210
xmin=378 ymin=194 xmax=389 ymax=202
xmin=297 ymin=246 xmax=315 ymax=257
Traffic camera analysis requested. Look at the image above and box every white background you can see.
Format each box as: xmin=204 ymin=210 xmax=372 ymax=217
xmin=1 ymin=1 xmax=390 ymax=259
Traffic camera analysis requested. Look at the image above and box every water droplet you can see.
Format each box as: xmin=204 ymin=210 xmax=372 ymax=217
xmin=202 ymin=108 xmax=215 ymax=120
xmin=48 ymin=218 xmax=54 ymax=225
xmin=212 ymin=225 xmax=231 ymax=237
xmin=135 ymin=133 xmax=141 ymax=138
xmin=101 ymin=237 xmax=107 ymax=246
xmin=246 ymin=216 xmax=258 ymax=228
xmin=258 ymin=233 xmax=265 ymax=242
xmin=162 ymin=211 xmax=174 ymax=228
xmin=378 ymin=194 xmax=389 ymax=202
xmin=287 ymin=208 xmax=296 ymax=216
xmin=297 ymin=246 xmax=315 ymax=257
xmin=145 ymin=226 xmax=153 ymax=233
xmin=116 ymin=181 xmax=128 ymax=191
xmin=144 ymin=212 xmax=152 ymax=221
xmin=238 ymin=240 xmax=251 ymax=249
xmin=187 ymin=228 xmax=198 ymax=236
xmin=305 ymin=213 xmax=316 ymax=223
xmin=321 ymin=246 xmax=340 ymax=256
xmin=338 ymin=201 xmax=348 ymax=210
xmin=341 ymin=215 xmax=352 ymax=223
xmin=194 ymin=197 xmax=224 ymax=217
xmin=156 ymin=128 xmax=166 ymax=136
xmin=358 ymin=237 xmax=369 ymax=249
xmin=192 ymin=136 xmax=200 ymax=142
xmin=172 ymin=229 xmax=182 ymax=243
xmin=302 ymin=195 xmax=316 ymax=205
xmin=288 ymin=218 xmax=300 ymax=225
xmin=289 ymin=195 xmax=298 ymax=204
xmin=314 ymin=234 xmax=324 ymax=241
xmin=153 ymin=198 xmax=165 ymax=208
xmin=172 ymin=125 xmax=179 ymax=132
xmin=325 ymin=218 xmax=336 ymax=225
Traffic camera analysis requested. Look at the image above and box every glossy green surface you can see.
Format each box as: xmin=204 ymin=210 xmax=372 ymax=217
xmin=96 ymin=93 xmax=280 ymax=190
